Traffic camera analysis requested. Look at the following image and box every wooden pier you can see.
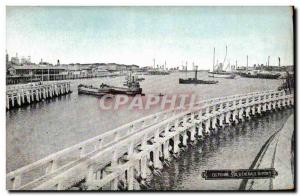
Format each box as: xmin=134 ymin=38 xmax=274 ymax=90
xmin=6 ymin=81 xmax=71 ymax=110
xmin=6 ymin=90 xmax=294 ymax=190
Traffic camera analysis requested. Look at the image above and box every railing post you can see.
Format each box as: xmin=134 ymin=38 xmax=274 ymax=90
xmin=190 ymin=126 xmax=196 ymax=141
xmin=173 ymin=134 xmax=180 ymax=154
xmin=140 ymin=155 xmax=147 ymax=179
xmin=153 ymin=147 xmax=162 ymax=169
xmin=127 ymin=166 xmax=134 ymax=190
xmin=219 ymin=114 xmax=224 ymax=127
xmin=163 ymin=140 xmax=170 ymax=160
xmin=205 ymin=119 xmax=210 ymax=133
xmin=182 ymin=131 xmax=188 ymax=146
xmin=197 ymin=121 xmax=203 ymax=136
xmin=211 ymin=116 xmax=217 ymax=129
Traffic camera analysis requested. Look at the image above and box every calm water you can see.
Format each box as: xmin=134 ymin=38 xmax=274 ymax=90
xmin=7 ymin=72 xmax=283 ymax=172
xmin=148 ymin=108 xmax=293 ymax=190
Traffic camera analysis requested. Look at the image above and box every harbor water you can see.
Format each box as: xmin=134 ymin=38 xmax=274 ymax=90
xmin=7 ymin=72 xmax=283 ymax=173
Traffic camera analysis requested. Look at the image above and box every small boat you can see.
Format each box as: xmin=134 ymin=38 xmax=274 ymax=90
xmin=179 ymin=78 xmax=218 ymax=84
xmin=179 ymin=65 xmax=218 ymax=84
xmin=78 ymin=72 xmax=143 ymax=96
xmin=208 ymin=71 xmax=236 ymax=79
xmin=208 ymin=46 xmax=236 ymax=79
xmin=78 ymin=83 xmax=142 ymax=96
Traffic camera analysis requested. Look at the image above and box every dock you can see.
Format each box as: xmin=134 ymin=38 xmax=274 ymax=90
xmin=6 ymin=81 xmax=72 ymax=110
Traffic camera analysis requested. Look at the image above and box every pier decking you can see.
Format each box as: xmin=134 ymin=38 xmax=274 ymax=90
xmin=6 ymin=81 xmax=71 ymax=110
xmin=6 ymin=90 xmax=294 ymax=190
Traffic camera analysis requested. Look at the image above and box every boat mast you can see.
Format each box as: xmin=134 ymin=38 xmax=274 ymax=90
xmin=235 ymin=60 xmax=237 ymax=71
xmin=195 ymin=65 xmax=198 ymax=80
xmin=222 ymin=45 xmax=228 ymax=69
xmin=213 ymin=47 xmax=215 ymax=71
xmin=246 ymin=55 xmax=248 ymax=71
xmin=185 ymin=61 xmax=188 ymax=78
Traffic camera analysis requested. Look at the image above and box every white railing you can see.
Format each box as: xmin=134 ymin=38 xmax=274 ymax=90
xmin=6 ymin=90 xmax=292 ymax=190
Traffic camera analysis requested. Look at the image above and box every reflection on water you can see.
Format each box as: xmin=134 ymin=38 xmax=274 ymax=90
xmin=148 ymin=108 xmax=293 ymax=190
xmin=7 ymin=72 xmax=282 ymax=172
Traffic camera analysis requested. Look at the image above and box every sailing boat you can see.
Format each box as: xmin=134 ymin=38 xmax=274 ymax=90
xmin=179 ymin=64 xmax=218 ymax=84
xmin=208 ymin=46 xmax=236 ymax=79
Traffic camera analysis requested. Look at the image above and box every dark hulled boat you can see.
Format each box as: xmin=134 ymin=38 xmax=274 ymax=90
xmin=179 ymin=78 xmax=218 ymax=84
xmin=78 ymin=73 xmax=143 ymax=96
xmin=179 ymin=65 xmax=218 ymax=84
xmin=239 ymin=71 xmax=281 ymax=79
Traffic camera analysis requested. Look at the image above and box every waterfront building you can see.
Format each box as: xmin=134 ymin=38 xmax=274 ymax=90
xmin=6 ymin=65 xmax=67 ymax=84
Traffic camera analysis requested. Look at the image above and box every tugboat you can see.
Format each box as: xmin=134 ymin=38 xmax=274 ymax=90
xmin=179 ymin=65 xmax=218 ymax=84
xmin=124 ymin=72 xmax=144 ymax=86
xmin=78 ymin=73 xmax=142 ymax=96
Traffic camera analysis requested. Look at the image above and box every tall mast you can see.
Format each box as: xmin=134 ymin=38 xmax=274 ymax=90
xmin=185 ymin=61 xmax=188 ymax=78
xmin=153 ymin=58 xmax=155 ymax=69
xmin=235 ymin=60 xmax=237 ymax=70
xmin=267 ymin=56 xmax=270 ymax=67
xmin=222 ymin=45 xmax=228 ymax=65
xmin=195 ymin=65 xmax=198 ymax=80
xmin=213 ymin=47 xmax=215 ymax=71
xmin=246 ymin=55 xmax=248 ymax=71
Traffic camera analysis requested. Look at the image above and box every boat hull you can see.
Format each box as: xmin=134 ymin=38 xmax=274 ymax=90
xmin=179 ymin=78 xmax=218 ymax=84
xmin=78 ymin=84 xmax=142 ymax=96
xmin=239 ymin=72 xmax=280 ymax=79
xmin=208 ymin=74 xmax=236 ymax=79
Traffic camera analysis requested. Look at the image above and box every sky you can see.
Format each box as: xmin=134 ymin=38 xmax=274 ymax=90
xmin=6 ymin=6 xmax=294 ymax=69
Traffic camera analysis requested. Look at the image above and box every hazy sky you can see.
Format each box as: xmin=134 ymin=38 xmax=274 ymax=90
xmin=6 ymin=6 xmax=293 ymax=68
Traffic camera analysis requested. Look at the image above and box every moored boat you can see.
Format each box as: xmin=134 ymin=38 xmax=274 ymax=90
xmin=179 ymin=65 xmax=218 ymax=84
xmin=239 ymin=70 xmax=280 ymax=79
xmin=78 ymin=72 xmax=143 ymax=96
xmin=179 ymin=78 xmax=218 ymax=84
